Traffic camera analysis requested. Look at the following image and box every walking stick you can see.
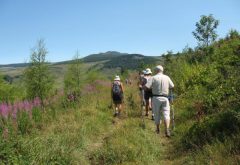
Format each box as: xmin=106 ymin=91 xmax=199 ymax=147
xmin=141 ymin=102 xmax=146 ymax=129
xmin=140 ymin=90 xmax=146 ymax=129
xmin=170 ymin=89 xmax=175 ymax=131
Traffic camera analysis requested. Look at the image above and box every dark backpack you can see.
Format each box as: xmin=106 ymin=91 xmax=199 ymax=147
xmin=142 ymin=77 xmax=147 ymax=86
xmin=112 ymin=82 xmax=122 ymax=95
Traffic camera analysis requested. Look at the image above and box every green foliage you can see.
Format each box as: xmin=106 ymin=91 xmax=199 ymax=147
xmin=24 ymin=39 xmax=54 ymax=103
xmin=193 ymin=14 xmax=219 ymax=47
xmin=0 ymin=73 xmax=23 ymax=103
xmin=226 ymin=29 xmax=240 ymax=40
xmin=164 ymin=29 xmax=240 ymax=163
xmin=32 ymin=107 xmax=43 ymax=128
xmin=64 ymin=52 xmax=82 ymax=95
xmin=0 ymin=138 xmax=22 ymax=165
xmin=0 ymin=81 xmax=15 ymax=103
xmin=182 ymin=110 xmax=240 ymax=149
xmin=17 ymin=111 xmax=32 ymax=135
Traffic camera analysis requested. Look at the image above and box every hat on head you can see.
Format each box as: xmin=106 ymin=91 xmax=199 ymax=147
xmin=156 ymin=65 xmax=164 ymax=72
xmin=145 ymin=68 xmax=152 ymax=74
xmin=114 ymin=75 xmax=120 ymax=81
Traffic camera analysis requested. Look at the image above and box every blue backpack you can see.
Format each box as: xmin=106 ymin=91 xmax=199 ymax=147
xmin=112 ymin=82 xmax=122 ymax=95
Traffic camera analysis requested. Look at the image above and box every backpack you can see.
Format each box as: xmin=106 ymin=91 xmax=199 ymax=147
xmin=112 ymin=82 xmax=122 ymax=95
xmin=142 ymin=77 xmax=147 ymax=86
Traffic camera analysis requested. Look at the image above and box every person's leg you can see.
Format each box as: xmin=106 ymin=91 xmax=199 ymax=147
xmin=149 ymin=97 xmax=154 ymax=120
xmin=164 ymin=118 xmax=170 ymax=131
xmin=114 ymin=103 xmax=118 ymax=117
xmin=142 ymin=90 xmax=145 ymax=106
xmin=163 ymin=98 xmax=171 ymax=137
xmin=145 ymin=99 xmax=149 ymax=116
xmin=149 ymin=97 xmax=152 ymax=109
xmin=118 ymin=103 xmax=122 ymax=114
xmin=153 ymin=97 xmax=161 ymax=133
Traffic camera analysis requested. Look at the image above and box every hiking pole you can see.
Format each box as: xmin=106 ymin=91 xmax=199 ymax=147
xmin=170 ymin=89 xmax=175 ymax=132
xmin=140 ymin=90 xmax=146 ymax=129
xmin=141 ymin=101 xmax=146 ymax=129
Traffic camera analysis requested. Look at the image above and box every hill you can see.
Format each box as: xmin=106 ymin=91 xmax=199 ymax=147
xmin=82 ymin=51 xmax=128 ymax=62
xmin=103 ymin=54 xmax=158 ymax=69
xmin=0 ymin=63 xmax=29 ymax=68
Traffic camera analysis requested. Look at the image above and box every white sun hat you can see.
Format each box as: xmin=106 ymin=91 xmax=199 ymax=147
xmin=155 ymin=65 xmax=164 ymax=72
xmin=114 ymin=75 xmax=120 ymax=81
xmin=145 ymin=68 xmax=152 ymax=74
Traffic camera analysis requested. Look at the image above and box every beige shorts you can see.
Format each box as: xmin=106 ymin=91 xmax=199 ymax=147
xmin=152 ymin=96 xmax=170 ymax=123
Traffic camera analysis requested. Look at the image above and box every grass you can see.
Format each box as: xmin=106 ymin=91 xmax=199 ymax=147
xmin=2 ymin=70 xmax=239 ymax=164
xmin=0 ymin=72 xmax=179 ymax=164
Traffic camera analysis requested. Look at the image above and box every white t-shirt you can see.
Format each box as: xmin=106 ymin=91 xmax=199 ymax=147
xmin=145 ymin=73 xmax=174 ymax=96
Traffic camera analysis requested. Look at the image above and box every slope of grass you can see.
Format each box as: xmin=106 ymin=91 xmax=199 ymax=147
xmin=1 ymin=72 xmax=180 ymax=164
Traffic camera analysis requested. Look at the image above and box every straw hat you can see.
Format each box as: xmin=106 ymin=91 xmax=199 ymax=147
xmin=114 ymin=75 xmax=120 ymax=81
xmin=145 ymin=68 xmax=152 ymax=74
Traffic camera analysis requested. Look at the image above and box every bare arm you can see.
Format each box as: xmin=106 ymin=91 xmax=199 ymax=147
xmin=168 ymin=77 xmax=174 ymax=89
xmin=120 ymin=82 xmax=124 ymax=93
xmin=143 ymin=77 xmax=153 ymax=90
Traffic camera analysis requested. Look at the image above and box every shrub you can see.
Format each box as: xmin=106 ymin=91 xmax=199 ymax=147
xmin=182 ymin=110 xmax=240 ymax=149
xmin=17 ymin=111 xmax=32 ymax=134
xmin=32 ymin=107 xmax=43 ymax=128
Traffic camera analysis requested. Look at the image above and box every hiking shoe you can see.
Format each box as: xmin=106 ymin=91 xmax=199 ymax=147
xmin=151 ymin=115 xmax=154 ymax=121
xmin=113 ymin=112 xmax=118 ymax=117
xmin=165 ymin=129 xmax=171 ymax=137
xmin=156 ymin=128 xmax=160 ymax=134
xmin=145 ymin=113 xmax=149 ymax=117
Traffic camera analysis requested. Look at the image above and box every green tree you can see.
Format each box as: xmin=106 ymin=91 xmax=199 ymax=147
xmin=193 ymin=14 xmax=219 ymax=47
xmin=227 ymin=29 xmax=240 ymax=39
xmin=24 ymin=39 xmax=54 ymax=105
xmin=64 ymin=51 xmax=82 ymax=96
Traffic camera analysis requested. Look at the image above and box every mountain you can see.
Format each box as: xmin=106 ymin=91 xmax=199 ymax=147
xmin=0 ymin=63 xmax=29 ymax=68
xmin=103 ymin=54 xmax=158 ymax=69
xmin=1 ymin=51 xmax=158 ymax=69
xmin=82 ymin=51 xmax=128 ymax=62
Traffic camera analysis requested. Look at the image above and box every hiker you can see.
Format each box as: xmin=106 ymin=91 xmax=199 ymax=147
xmin=138 ymin=70 xmax=146 ymax=106
xmin=142 ymin=68 xmax=154 ymax=120
xmin=129 ymin=79 xmax=132 ymax=85
xmin=144 ymin=65 xmax=174 ymax=137
xmin=111 ymin=75 xmax=124 ymax=117
xmin=125 ymin=78 xmax=129 ymax=85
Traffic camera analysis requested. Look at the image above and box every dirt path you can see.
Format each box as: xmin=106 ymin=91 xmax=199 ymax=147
xmin=85 ymin=77 xmax=175 ymax=164
xmin=86 ymin=116 xmax=126 ymax=162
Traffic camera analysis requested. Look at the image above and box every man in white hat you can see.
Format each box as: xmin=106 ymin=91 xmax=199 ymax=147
xmin=144 ymin=65 xmax=174 ymax=137
xmin=112 ymin=75 xmax=124 ymax=117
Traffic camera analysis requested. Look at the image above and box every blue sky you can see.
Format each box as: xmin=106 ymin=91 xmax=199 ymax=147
xmin=0 ymin=0 xmax=239 ymax=64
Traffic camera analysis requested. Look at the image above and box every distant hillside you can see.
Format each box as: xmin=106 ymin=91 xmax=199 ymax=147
xmin=0 ymin=51 xmax=159 ymax=70
xmin=44 ymin=51 xmax=128 ymax=65
xmin=103 ymin=54 xmax=158 ymax=69
xmin=82 ymin=51 xmax=128 ymax=62
xmin=0 ymin=63 xmax=29 ymax=68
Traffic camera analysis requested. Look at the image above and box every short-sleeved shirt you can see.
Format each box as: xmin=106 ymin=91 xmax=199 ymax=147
xmin=145 ymin=73 xmax=174 ymax=96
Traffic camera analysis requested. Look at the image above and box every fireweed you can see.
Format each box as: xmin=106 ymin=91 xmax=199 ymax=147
xmin=0 ymin=91 xmax=64 ymax=135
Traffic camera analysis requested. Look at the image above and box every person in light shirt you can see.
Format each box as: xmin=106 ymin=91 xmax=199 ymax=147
xmin=144 ymin=65 xmax=174 ymax=137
